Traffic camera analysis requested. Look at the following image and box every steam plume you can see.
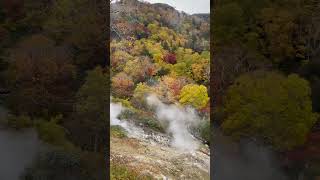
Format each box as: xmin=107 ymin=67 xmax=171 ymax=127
xmin=146 ymin=94 xmax=200 ymax=151
xmin=110 ymin=102 xmax=144 ymax=138
xmin=0 ymin=129 xmax=41 ymax=180
xmin=0 ymin=106 xmax=42 ymax=180
xmin=213 ymin=130 xmax=287 ymax=180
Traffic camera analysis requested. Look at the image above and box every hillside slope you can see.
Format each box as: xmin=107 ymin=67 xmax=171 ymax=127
xmin=111 ymin=125 xmax=210 ymax=179
xmin=110 ymin=0 xmax=210 ymax=179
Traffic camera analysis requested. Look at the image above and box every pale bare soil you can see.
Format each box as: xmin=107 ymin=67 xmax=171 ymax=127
xmin=110 ymin=131 xmax=210 ymax=180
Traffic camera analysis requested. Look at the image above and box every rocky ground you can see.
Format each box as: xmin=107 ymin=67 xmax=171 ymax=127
xmin=110 ymin=126 xmax=210 ymax=180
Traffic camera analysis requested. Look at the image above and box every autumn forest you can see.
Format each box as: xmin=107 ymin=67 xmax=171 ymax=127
xmin=0 ymin=0 xmax=320 ymax=179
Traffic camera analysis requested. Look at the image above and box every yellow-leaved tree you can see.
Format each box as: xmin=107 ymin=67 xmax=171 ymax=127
xmin=179 ymin=84 xmax=209 ymax=109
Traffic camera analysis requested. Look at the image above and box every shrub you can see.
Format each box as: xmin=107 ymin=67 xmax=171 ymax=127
xmin=179 ymin=84 xmax=209 ymax=109
xmin=222 ymin=71 xmax=318 ymax=150
xmin=35 ymin=116 xmax=74 ymax=150
xmin=164 ymin=53 xmax=177 ymax=64
xmin=111 ymin=72 xmax=135 ymax=98
xmin=111 ymin=125 xmax=127 ymax=138
xmin=7 ymin=114 xmax=33 ymax=130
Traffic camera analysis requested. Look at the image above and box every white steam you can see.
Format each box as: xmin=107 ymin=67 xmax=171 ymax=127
xmin=146 ymin=94 xmax=200 ymax=152
xmin=110 ymin=103 xmax=129 ymax=130
xmin=110 ymin=103 xmax=144 ymax=138
xmin=111 ymin=95 xmax=203 ymax=152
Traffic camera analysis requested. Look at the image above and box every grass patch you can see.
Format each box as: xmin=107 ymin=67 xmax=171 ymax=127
xmin=119 ymin=109 xmax=165 ymax=133
xmin=111 ymin=97 xmax=134 ymax=109
xmin=111 ymin=125 xmax=127 ymax=138
xmin=110 ymin=163 xmax=153 ymax=180
xmin=138 ymin=116 xmax=164 ymax=132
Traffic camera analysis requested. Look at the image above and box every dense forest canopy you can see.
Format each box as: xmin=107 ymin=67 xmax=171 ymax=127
xmin=0 ymin=0 xmax=108 ymax=179
xmin=213 ymin=0 xmax=320 ymax=179
xmin=110 ymin=0 xmax=210 ymax=135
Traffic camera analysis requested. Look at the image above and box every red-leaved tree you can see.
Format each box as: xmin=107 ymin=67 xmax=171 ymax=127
xmin=164 ymin=53 xmax=177 ymax=64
